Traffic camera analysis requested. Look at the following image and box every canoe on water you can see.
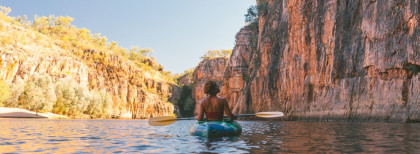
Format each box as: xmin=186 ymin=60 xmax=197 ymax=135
xmin=148 ymin=112 xmax=283 ymax=138
xmin=189 ymin=120 xmax=242 ymax=138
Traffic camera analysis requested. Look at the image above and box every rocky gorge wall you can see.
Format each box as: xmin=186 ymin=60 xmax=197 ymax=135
xmin=221 ymin=24 xmax=259 ymax=111
xmin=222 ymin=0 xmax=419 ymax=122
xmin=192 ymin=58 xmax=228 ymax=113
xmin=0 ymin=19 xmax=173 ymax=119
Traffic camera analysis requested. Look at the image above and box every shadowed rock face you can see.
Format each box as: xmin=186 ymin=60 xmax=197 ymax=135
xmin=169 ymin=72 xmax=194 ymax=117
xmin=223 ymin=0 xmax=419 ymax=122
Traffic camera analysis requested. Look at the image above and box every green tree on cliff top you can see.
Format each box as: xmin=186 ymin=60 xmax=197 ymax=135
xmin=245 ymin=5 xmax=258 ymax=24
xmin=201 ymin=49 xmax=232 ymax=60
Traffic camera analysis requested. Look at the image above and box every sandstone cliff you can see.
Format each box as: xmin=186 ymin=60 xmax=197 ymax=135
xmin=223 ymin=0 xmax=419 ymax=122
xmin=192 ymin=58 xmax=229 ymax=113
xmin=221 ymin=24 xmax=259 ymax=111
xmin=0 ymin=15 xmax=173 ymax=119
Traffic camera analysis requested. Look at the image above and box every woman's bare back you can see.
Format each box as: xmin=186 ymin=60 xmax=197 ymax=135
xmin=196 ymin=96 xmax=236 ymax=121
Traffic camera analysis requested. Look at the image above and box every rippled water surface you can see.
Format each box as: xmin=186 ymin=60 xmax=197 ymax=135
xmin=1 ymin=119 xmax=420 ymax=153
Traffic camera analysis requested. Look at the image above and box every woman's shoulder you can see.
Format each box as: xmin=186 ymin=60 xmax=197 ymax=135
xmin=199 ymin=96 xmax=226 ymax=103
xmin=216 ymin=97 xmax=227 ymax=102
xmin=199 ymin=97 xmax=209 ymax=104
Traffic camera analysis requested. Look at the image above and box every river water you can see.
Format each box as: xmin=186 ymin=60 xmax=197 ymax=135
xmin=1 ymin=119 xmax=419 ymax=153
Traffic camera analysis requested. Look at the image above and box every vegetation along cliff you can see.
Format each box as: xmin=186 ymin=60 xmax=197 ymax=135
xmin=222 ymin=0 xmax=419 ymax=122
xmin=0 ymin=7 xmax=174 ymax=118
xmin=170 ymin=69 xmax=194 ymax=117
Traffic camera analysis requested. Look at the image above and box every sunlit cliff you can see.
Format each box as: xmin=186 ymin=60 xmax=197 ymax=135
xmin=0 ymin=7 xmax=173 ymax=118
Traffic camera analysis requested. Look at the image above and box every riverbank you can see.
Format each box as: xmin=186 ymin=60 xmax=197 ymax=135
xmin=0 ymin=107 xmax=69 ymax=119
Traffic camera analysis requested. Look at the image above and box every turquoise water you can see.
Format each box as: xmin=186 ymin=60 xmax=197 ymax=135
xmin=1 ymin=119 xmax=420 ymax=153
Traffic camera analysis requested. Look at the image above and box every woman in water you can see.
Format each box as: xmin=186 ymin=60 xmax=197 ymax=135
xmin=196 ymin=80 xmax=237 ymax=121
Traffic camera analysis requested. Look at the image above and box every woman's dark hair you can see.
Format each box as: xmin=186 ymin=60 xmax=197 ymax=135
xmin=204 ymin=80 xmax=220 ymax=96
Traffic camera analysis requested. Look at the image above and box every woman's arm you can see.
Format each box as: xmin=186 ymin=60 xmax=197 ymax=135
xmin=196 ymin=101 xmax=205 ymax=121
xmin=223 ymin=99 xmax=237 ymax=120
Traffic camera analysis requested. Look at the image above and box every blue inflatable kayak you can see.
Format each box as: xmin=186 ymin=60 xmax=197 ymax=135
xmin=189 ymin=121 xmax=242 ymax=138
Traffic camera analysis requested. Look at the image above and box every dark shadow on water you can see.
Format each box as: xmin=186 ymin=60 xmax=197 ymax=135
xmin=130 ymin=145 xmax=155 ymax=150
xmin=196 ymin=136 xmax=241 ymax=152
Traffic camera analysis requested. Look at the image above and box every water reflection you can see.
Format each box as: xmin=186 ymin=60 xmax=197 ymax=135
xmin=239 ymin=121 xmax=420 ymax=153
xmin=0 ymin=119 xmax=419 ymax=153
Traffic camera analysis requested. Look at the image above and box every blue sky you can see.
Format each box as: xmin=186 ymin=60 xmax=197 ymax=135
xmin=2 ymin=0 xmax=256 ymax=74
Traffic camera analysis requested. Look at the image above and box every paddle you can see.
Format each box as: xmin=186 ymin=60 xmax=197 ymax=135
xmin=148 ymin=112 xmax=284 ymax=126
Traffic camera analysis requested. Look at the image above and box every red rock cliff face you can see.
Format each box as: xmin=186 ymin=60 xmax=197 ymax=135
xmin=223 ymin=0 xmax=419 ymax=122
xmin=85 ymin=53 xmax=174 ymax=119
xmin=192 ymin=58 xmax=228 ymax=113
xmin=221 ymin=25 xmax=259 ymax=111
